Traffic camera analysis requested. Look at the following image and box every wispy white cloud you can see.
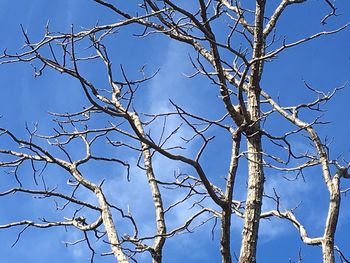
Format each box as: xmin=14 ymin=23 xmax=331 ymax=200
xmin=258 ymin=173 xmax=312 ymax=240
xmin=101 ymin=40 xmax=213 ymax=247
xmin=147 ymin=41 xmax=194 ymax=113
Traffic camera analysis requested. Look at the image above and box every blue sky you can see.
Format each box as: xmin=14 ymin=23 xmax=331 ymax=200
xmin=0 ymin=1 xmax=350 ymax=262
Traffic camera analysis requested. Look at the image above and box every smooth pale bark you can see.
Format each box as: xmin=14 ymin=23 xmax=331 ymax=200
xmin=95 ymin=188 xmax=129 ymax=263
xmin=221 ymin=131 xmax=241 ymax=263
xmin=69 ymin=166 xmax=129 ymax=262
xmin=130 ymin=112 xmax=166 ymax=263
xmin=322 ymin=176 xmax=340 ymax=263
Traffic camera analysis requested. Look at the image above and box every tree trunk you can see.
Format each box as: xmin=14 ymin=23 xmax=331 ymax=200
xmin=221 ymin=207 xmax=232 ymax=263
xmin=95 ymin=188 xmax=129 ymax=263
xmin=131 ymin=112 xmax=166 ymax=263
xmin=322 ymin=238 xmax=335 ymax=263
xmin=221 ymin=131 xmax=241 ymax=263
xmin=239 ymin=1 xmax=266 ymax=262
xmin=322 ymin=178 xmax=340 ymax=263
xmin=239 ymin=127 xmax=264 ymax=263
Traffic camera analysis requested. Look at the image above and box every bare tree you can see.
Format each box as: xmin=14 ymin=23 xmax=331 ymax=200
xmin=0 ymin=1 xmax=349 ymax=263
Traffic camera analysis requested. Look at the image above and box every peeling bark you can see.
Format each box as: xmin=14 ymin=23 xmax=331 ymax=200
xmin=239 ymin=1 xmax=266 ymax=262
